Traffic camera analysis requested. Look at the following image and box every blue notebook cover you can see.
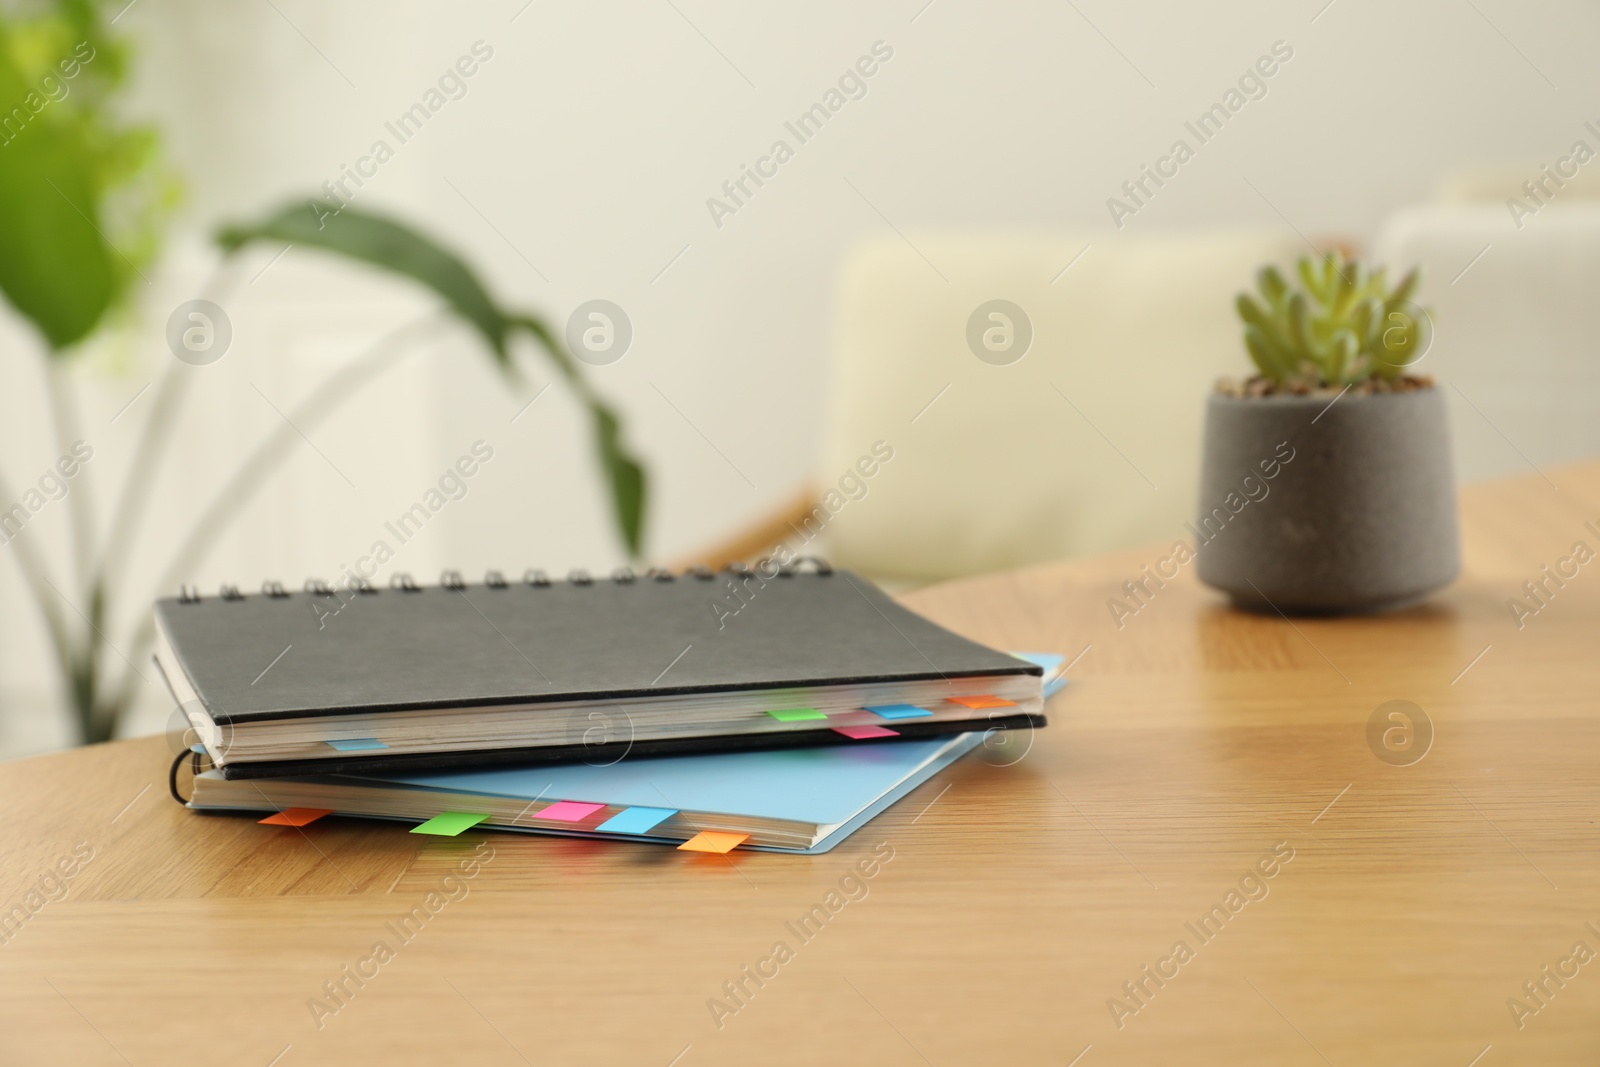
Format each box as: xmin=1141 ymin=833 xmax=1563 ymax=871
xmin=366 ymin=733 xmax=983 ymax=854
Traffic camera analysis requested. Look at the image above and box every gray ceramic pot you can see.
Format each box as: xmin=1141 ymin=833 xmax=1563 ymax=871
xmin=1193 ymin=386 xmax=1459 ymax=613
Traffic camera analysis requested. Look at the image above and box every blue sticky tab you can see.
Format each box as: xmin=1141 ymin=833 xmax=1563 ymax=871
xmin=864 ymin=704 xmax=933 ymax=721
xmin=326 ymin=738 xmax=387 ymax=751
xmin=1010 ymin=651 xmax=1066 ymax=672
xmin=1043 ymin=675 xmax=1071 ymax=699
xmin=596 ymin=806 xmax=677 ymax=835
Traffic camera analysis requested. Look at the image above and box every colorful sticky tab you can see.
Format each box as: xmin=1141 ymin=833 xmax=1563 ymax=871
xmin=258 ymin=808 xmax=332 ymax=827
xmin=535 ymin=800 xmax=606 ymax=823
xmin=949 ymin=695 xmax=1017 ymax=709
xmin=597 ymin=806 xmax=677 ymax=835
xmin=766 ymin=707 xmax=827 ymax=722
xmin=832 ymin=725 xmax=900 ymax=740
xmin=1010 ymin=651 xmax=1066 ymax=672
xmin=411 ymin=811 xmax=490 ymax=836
xmin=864 ymin=704 xmax=933 ymax=721
xmin=678 ymin=831 xmax=749 ymax=854
xmin=326 ymin=738 xmax=387 ymax=751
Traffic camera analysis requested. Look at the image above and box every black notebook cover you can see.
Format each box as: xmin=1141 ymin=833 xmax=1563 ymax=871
xmin=155 ymin=569 xmax=1044 ymax=777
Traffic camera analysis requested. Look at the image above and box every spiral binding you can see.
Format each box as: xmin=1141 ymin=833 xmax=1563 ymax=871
xmin=174 ymin=558 xmax=832 ymax=600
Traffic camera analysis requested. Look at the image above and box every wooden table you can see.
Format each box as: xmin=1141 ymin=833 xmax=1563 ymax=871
xmin=3 ymin=463 xmax=1598 ymax=1066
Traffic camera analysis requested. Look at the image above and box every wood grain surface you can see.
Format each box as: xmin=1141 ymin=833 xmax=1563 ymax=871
xmin=2 ymin=463 xmax=1598 ymax=1066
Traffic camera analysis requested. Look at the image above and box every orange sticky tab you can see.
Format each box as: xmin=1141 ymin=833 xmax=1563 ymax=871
xmin=949 ymin=694 xmax=1017 ymax=709
xmin=677 ymin=831 xmax=749 ymax=854
xmin=259 ymin=808 xmax=332 ymax=827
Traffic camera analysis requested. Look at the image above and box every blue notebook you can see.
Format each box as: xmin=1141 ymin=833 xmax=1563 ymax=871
xmin=188 ymin=733 xmax=983 ymax=853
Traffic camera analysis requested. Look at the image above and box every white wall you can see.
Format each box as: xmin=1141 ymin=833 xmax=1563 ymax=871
xmin=1 ymin=0 xmax=1596 ymax=751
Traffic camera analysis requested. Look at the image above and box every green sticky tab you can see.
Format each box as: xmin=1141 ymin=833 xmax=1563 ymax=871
xmin=411 ymin=812 xmax=490 ymax=837
xmin=767 ymin=707 xmax=827 ymax=722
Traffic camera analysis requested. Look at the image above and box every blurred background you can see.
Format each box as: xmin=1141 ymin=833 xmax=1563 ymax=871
xmin=2 ymin=0 xmax=1598 ymax=754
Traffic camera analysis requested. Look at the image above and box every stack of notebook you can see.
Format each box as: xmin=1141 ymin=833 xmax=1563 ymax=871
xmin=160 ymin=562 xmax=1063 ymax=854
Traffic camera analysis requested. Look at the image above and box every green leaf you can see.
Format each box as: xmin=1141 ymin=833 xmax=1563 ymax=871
xmin=1390 ymin=267 xmax=1419 ymax=306
xmin=1236 ymin=293 xmax=1268 ymax=330
xmin=1238 ymin=294 xmax=1300 ymax=370
xmin=216 ymin=202 xmax=650 ymax=558
xmin=1244 ymin=325 xmax=1287 ymax=382
xmin=1328 ymin=329 xmax=1358 ymax=382
xmin=1334 ymin=261 xmax=1365 ymax=316
xmin=0 ymin=44 xmax=117 ymax=349
xmin=1374 ymin=302 xmax=1430 ymax=377
xmin=1351 ymin=297 xmax=1383 ymax=349
xmin=1295 ymin=256 xmax=1325 ymax=302
xmin=508 ymin=312 xmax=580 ymax=388
xmin=591 ymin=403 xmax=647 ymax=557
xmin=1320 ymin=252 xmax=1341 ymax=299
xmin=505 ymin=319 xmax=646 ymax=554
xmin=217 ymin=202 xmax=511 ymax=370
xmin=1256 ymin=266 xmax=1289 ymax=309
xmin=506 ymin=314 xmax=646 ymax=555
xmin=1287 ymin=292 xmax=1313 ymax=358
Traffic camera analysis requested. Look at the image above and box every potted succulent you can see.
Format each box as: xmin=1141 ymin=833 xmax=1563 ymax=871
xmin=1194 ymin=252 xmax=1458 ymax=613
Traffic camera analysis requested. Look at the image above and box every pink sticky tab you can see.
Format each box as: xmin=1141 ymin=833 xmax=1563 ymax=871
xmin=832 ymin=725 xmax=900 ymax=740
xmin=536 ymin=800 xmax=606 ymax=823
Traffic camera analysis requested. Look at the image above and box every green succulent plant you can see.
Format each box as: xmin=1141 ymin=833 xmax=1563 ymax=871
xmin=1235 ymin=252 xmax=1430 ymax=388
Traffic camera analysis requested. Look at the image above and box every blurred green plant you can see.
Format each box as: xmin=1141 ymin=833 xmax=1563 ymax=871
xmin=1235 ymin=251 xmax=1431 ymax=388
xmin=0 ymin=4 xmax=646 ymax=745
xmin=216 ymin=204 xmax=647 ymax=559
xmin=0 ymin=0 xmax=171 ymax=346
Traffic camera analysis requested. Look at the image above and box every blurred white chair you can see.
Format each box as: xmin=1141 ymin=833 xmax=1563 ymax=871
xmin=1373 ymin=202 xmax=1600 ymax=484
xmin=810 ymin=230 xmax=1308 ymax=583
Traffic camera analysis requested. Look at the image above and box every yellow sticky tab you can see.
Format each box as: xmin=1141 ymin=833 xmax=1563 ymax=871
xmin=677 ymin=831 xmax=749 ymax=854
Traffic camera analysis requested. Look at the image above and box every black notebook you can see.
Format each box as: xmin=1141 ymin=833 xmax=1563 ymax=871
xmin=154 ymin=563 xmax=1045 ymax=779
